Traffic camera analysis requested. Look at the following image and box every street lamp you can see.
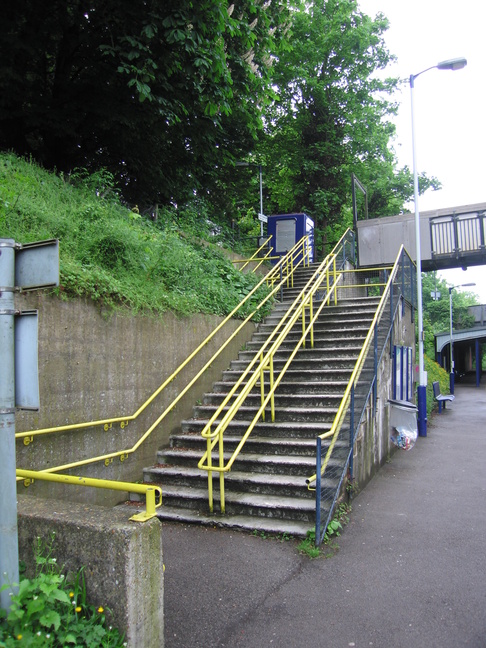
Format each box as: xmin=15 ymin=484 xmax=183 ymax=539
xmin=235 ymin=161 xmax=265 ymax=237
xmin=449 ymin=282 xmax=475 ymax=394
xmin=410 ymin=56 xmax=467 ymax=437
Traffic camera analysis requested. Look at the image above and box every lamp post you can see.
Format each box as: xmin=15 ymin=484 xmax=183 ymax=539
xmin=235 ymin=161 xmax=265 ymax=237
xmin=449 ymin=282 xmax=475 ymax=394
xmin=409 ymin=56 xmax=467 ymax=437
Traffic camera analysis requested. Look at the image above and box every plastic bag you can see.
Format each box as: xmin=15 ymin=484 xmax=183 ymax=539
xmin=390 ymin=425 xmax=417 ymax=451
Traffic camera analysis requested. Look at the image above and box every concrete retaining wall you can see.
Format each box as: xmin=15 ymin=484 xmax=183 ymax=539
xmin=353 ymin=299 xmax=416 ymax=486
xmin=15 ymin=293 xmax=256 ymax=506
xmin=17 ymin=495 xmax=164 ymax=648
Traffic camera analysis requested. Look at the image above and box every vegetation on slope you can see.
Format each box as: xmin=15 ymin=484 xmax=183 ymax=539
xmin=0 ymin=153 xmax=270 ymax=318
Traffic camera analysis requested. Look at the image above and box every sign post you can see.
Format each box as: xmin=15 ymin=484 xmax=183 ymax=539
xmin=0 ymin=238 xmax=58 ymax=611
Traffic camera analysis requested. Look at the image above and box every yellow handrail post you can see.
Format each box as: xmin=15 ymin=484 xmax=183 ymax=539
xmin=260 ymin=351 xmax=266 ymax=422
xmin=145 ymin=487 xmax=156 ymax=518
xmin=333 ymin=256 xmax=337 ymax=305
xmin=270 ymin=355 xmax=275 ymax=422
xmin=309 ymin=294 xmax=314 ymax=348
xmin=207 ymin=430 xmax=214 ymax=513
xmin=219 ymin=431 xmax=225 ymax=514
xmin=301 ymin=296 xmax=307 ymax=349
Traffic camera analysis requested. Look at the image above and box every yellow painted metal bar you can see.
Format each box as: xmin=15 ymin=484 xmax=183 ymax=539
xmin=196 ymin=228 xmax=355 ymax=511
xmin=212 ymin=272 xmax=344 ymax=480
xmin=305 ymin=245 xmax=405 ymax=487
xmin=17 ymin=238 xmax=313 ymax=483
xmin=199 ymin=250 xmax=339 ymax=446
xmin=219 ymin=433 xmax=225 ymax=514
xmin=16 ymin=469 xmax=162 ymax=522
xmin=197 ymin=260 xmax=343 ymax=473
xmin=16 ymin=242 xmax=298 ymax=442
xmin=238 ymin=236 xmax=273 ymax=272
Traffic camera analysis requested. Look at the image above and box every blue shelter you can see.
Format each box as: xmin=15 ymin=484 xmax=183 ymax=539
xmin=267 ymin=213 xmax=314 ymax=264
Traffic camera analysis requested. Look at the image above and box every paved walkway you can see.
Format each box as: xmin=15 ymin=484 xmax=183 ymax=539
xmin=163 ymin=382 xmax=486 ymax=648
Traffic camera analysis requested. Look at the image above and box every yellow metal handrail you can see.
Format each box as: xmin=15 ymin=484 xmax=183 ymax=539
xmin=16 ymin=469 xmax=162 ymax=522
xmin=16 ymin=237 xmax=311 ymax=479
xmin=305 ymin=248 xmax=402 ymax=487
xmin=232 ymin=236 xmax=275 ymax=272
xmin=197 ymin=230 xmax=356 ymax=514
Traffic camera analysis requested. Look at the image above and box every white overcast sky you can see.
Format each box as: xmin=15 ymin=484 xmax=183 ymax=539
xmin=357 ymin=0 xmax=486 ymax=302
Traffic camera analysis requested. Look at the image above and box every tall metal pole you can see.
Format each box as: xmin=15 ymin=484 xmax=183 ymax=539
xmin=408 ymin=56 xmax=467 ymax=437
xmin=449 ymin=287 xmax=455 ymax=394
xmin=410 ymin=74 xmax=427 ymax=437
xmin=0 ymin=239 xmax=20 ymax=610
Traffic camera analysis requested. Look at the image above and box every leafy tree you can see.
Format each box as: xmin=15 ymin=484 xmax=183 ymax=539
xmin=421 ymin=272 xmax=477 ymax=358
xmin=0 ymin=0 xmax=289 ymax=206
xmin=254 ymin=0 xmax=439 ymax=256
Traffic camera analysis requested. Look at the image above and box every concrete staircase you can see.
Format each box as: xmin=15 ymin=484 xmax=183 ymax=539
xmin=140 ymin=265 xmax=380 ymax=537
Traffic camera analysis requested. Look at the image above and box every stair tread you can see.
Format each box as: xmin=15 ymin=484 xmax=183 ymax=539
xmin=149 ymin=482 xmax=316 ymax=509
xmin=145 ymin=464 xmax=333 ymax=488
xmin=151 ymin=505 xmax=312 ymax=538
xmin=162 ymin=448 xmax=318 ymax=465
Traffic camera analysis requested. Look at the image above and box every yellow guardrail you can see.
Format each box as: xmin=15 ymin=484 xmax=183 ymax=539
xmin=305 ymin=249 xmax=402 ymax=487
xmin=16 ymin=469 xmax=162 ymax=522
xmin=197 ymin=229 xmax=356 ymax=514
xmin=16 ymin=236 xmax=311 ymax=480
xmin=232 ymin=236 xmax=275 ymax=272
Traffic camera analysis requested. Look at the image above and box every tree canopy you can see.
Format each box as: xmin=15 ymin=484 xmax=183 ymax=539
xmin=0 ymin=0 xmax=438 ymax=249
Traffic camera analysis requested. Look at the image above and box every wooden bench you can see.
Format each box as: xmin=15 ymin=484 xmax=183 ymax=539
xmin=432 ymin=381 xmax=455 ymax=413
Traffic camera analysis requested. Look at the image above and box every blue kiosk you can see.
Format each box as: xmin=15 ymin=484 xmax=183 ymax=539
xmin=267 ymin=213 xmax=314 ymax=264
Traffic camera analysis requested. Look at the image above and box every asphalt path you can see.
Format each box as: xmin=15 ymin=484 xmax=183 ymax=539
xmin=163 ymin=382 xmax=486 ymax=648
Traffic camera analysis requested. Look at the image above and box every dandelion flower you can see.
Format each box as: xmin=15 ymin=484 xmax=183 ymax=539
xmin=69 ymin=592 xmax=74 ymax=598
xmin=16 ymin=635 xmax=22 ymax=640
xmin=75 ymin=606 xmax=82 ymax=613
xmin=98 ymin=606 xmax=104 ymax=613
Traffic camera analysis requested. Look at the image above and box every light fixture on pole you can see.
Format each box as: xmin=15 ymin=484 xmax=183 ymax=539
xmin=448 ymin=282 xmax=475 ymax=394
xmin=409 ymin=56 xmax=467 ymax=437
xmin=235 ymin=161 xmax=265 ymax=237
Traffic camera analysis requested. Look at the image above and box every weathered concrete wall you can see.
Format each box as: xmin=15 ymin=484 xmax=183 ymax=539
xmin=17 ymin=495 xmax=164 ymax=648
xmin=15 ymin=293 xmax=256 ymax=505
xmin=353 ymin=299 xmax=415 ymax=487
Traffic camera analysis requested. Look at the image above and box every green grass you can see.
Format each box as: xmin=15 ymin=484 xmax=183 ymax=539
xmin=0 ymin=153 xmax=271 ymax=319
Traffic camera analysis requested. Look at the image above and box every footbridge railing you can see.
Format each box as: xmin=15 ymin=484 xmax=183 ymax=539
xmin=306 ymin=245 xmax=416 ymax=545
xmin=16 ymin=237 xmax=311 ymax=488
xmin=197 ymin=229 xmax=356 ymax=514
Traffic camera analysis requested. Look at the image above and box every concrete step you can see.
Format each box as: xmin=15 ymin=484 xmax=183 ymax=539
xmin=144 ymin=463 xmax=339 ymax=499
xmin=181 ymin=418 xmax=333 ymax=439
xmin=220 ymin=367 xmax=356 ymax=384
xmin=192 ymin=403 xmax=339 ymax=423
xmin=153 ymin=506 xmax=313 ymax=538
xmin=229 ymin=356 xmax=357 ymax=372
xmin=236 ymin=346 xmax=363 ymax=364
xmin=159 ymin=447 xmax=326 ymax=476
xmin=146 ymin=482 xmax=317 ymax=523
xmin=203 ymin=391 xmax=345 ymax=409
xmin=168 ymin=431 xmax=319 ymax=456
xmin=212 ymin=380 xmax=350 ymax=395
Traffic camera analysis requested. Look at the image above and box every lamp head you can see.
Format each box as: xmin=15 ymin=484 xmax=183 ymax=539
xmin=437 ymin=57 xmax=467 ymax=71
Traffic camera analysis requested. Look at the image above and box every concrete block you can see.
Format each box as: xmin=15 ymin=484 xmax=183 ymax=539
xmin=17 ymin=495 xmax=164 ymax=648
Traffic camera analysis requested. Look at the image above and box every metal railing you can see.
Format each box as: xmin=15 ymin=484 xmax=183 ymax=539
xmin=307 ymin=245 xmax=415 ymax=545
xmin=430 ymin=210 xmax=486 ymax=257
xmin=197 ymin=229 xmax=356 ymax=514
xmin=16 ymin=469 xmax=162 ymax=522
xmin=16 ymin=237 xmax=311 ymax=481
xmin=231 ymin=236 xmax=276 ymax=272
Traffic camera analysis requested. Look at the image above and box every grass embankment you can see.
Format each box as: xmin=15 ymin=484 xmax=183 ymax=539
xmin=425 ymin=353 xmax=451 ymax=417
xmin=0 ymin=153 xmax=270 ymax=319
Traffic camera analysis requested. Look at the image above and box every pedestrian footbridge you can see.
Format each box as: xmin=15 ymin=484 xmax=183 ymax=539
xmin=356 ymin=201 xmax=486 ymax=271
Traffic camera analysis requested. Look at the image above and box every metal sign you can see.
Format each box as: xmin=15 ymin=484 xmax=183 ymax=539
xmin=15 ymin=239 xmax=59 ymax=290
xmin=258 ymin=213 xmax=268 ymax=223
xmin=15 ymin=310 xmax=39 ymax=410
